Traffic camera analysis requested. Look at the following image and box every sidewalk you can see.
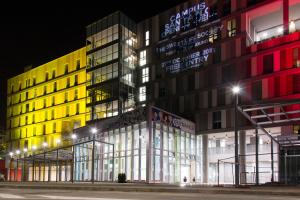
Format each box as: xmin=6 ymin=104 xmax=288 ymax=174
xmin=0 ymin=182 xmax=299 ymax=196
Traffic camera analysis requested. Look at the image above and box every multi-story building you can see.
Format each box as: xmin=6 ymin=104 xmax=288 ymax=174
xmin=6 ymin=0 xmax=300 ymax=185
xmin=6 ymin=47 xmax=86 ymax=155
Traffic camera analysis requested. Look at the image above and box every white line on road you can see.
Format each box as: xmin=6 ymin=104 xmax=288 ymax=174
xmin=37 ymin=195 xmax=133 ymax=200
xmin=0 ymin=193 xmax=25 ymax=199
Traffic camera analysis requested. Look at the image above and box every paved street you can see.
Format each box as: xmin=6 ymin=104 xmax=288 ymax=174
xmin=0 ymin=188 xmax=298 ymax=200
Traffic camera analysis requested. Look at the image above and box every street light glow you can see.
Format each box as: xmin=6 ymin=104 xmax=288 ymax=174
xmin=23 ymin=148 xmax=28 ymax=153
xmin=42 ymin=142 xmax=48 ymax=147
xmin=32 ymin=145 xmax=37 ymax=151
xmin=232 ymin=86 xmax=240 ymax=94
xmin=71 ymin=134 xmax=77 ymax=140
xmin=91 ymin=127 xmax=97 ymax=134
xmin=9 ymin=152 xmax=13 ymax=157
xmin=56 ymin=139 xmax=61 ymax=144
xmin=16 ymin=150 xmax=20 ymax=155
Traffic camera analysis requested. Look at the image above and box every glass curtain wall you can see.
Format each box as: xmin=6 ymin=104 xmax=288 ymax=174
xmin=151 ymin=122 xmax=196 ymax=183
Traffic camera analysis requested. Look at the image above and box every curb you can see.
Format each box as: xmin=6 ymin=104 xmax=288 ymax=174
xmin=0 ymin=184 xmax=299 ymax=196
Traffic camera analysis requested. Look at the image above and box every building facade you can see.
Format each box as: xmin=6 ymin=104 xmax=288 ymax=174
xmin=6 ymin=0 xmax=300 ymax=184
xmin=6 ymin=47 xmax=87 ymax=155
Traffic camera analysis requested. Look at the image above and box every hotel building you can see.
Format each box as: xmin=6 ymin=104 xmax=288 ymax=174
xmin=6 ymin=0 xmax=300 ymax=184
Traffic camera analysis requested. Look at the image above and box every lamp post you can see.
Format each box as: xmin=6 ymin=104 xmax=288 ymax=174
xmin=232 ymin=85 xmax=240 ymax=187
xmin=90 ymin=127 xmax=97 ymax=184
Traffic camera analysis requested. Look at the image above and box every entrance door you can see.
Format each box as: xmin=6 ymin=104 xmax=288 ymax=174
xmin=181 ymin=165 xmax=190 ymax=183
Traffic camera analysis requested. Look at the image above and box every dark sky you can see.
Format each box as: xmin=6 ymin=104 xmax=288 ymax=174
xmin=0 ymin=1 xmax=185 ymax=128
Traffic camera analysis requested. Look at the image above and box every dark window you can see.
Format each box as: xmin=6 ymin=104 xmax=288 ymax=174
xmin=53 ymin=123 xmax=56 ymax=133
xmin=76 ymin=60 xmax=80 ymax=70
xmin=65 ymin=64 xmax=69 ymax=74
xmin=74 ymin=75 xmax=78 ymax=85
xmin=76 ymin=103 xmax=80 ymax=115
xmin=159 ymin=87 xmax=166 ymax=98
xmin=43 ymin=124 xmax=46 ymax=135
xmin=222 ymin=65 xmax=235 ymax=83
xmin=54 ymin=82 xmax=57 ymax=92
xmin=44 ymin=86 xmax=47 ymax=95
xmin=25 ymin=92 xmax=28 ymax=100
xmin=74 ymin=90 xmax=78 ymax=100
xmin=252 ymin=81 xmax=262 ymax=101
xmin=213 ymin=111 xmax=222 ymax=129
xmin=213 ymin=45 xmax=221 ymax=64
xmin=222 ymin=0 xmax=231 ymax=16
xmin=32 ymin=114 xmax=35 ymax=123
xmin=67 ymin=78 xmax=70 ymax=88
xmin=293 ymin=73 xmax=300 ymax=94
xmin=52 ymin=70 xmax=56 ymax=79
xmin=188 ymin=74 xmax=195 ymax=91
xmin=45 ymin=72 xmax=49 ymax=81
xmin=263 ymin=54 xmax=274 ymax=74
xmin=217 ymin=88 xmax=225 ymax=106
xmin=26 ymin=104 xmax=29 ymax=112
xmin=33 ymin=78 xmax=36 ymax=86
xmin=25 ymin=116 xmax=28 ymax=125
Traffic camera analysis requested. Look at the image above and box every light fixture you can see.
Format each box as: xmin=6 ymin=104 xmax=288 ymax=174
xmin=32 ymin=145 xmax=37 ymax=151
xmin=23 ymin=148 xmax=28 ymax=153
xmin=71 ymin=134 xmax=77 ymax=140
xmin=91 ymin=127 xmax=97 ymax=134
xmin=263 ymin=32 xmax=268 ymax=37
xmin=232 ymin=85 xmax=240 ymax=94
xmin=56 ymin=139 xmax=61 ymax=144
xmin=42 ymin=142 xmax=48 ymax=147
xmin=96 ymin=143 xmax=101 ymax=147
xmin=290 ymin=21 xmax=296 ymax=32
xmin=16 ymin=150 xmax=20 ymax=155
xmin=277 ymin=27 xmax=283 ymax=33
xmin=9 ymin=152 xmax=14 ymax=157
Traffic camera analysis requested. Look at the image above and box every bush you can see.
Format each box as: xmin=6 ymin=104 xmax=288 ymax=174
xmin=118 ymin=173 xmax=126 ymax=183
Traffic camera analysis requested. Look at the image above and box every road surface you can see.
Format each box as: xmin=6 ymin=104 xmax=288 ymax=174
xmin=0 ymin=188 xmax=298 ymax=200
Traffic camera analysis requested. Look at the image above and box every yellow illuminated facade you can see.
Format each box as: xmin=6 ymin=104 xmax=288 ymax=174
xmin=6 ymin=47 xmax=86 ymax=154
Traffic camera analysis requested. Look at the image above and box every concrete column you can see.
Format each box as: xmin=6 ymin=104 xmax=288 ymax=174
xmin=239 ymin=130 xmax=246 ymax=184
xmin=283 ymin=0 xmax=289 ymax=35
xmin=202 ymin=134 xmax=209 ymax=183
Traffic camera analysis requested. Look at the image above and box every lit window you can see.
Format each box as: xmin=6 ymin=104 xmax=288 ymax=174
xmin=139 ymin=86 xmax=146 ymax=102
xmin=139 ymin=50 xmax=147 ymax=66
xmin=145 ymin=31 xmax=150 ymax=46
xmin=227 ymin=19 xmax=236 ymax=37
xmin=142 ymin=67 xmax=149 ymax=83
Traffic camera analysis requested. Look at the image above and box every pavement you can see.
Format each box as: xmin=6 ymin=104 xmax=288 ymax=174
xmin=0 ymin=188 xmax=299 ymax=200
xmin=0 ymin=182 xmax=299 ymax=197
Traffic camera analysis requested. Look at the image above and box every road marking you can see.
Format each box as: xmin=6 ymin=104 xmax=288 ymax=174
xmin=37 ymin=196 xmax=131 ymax=200
xmin=0 ymin=193 xmax=25 ymax=199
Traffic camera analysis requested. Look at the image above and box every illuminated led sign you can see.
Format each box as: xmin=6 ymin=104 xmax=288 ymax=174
xmin=157 ymin=24 xmax=223 ymax=58
xmin=161 ymin=2 xmax=217 ymax=39
xmin=161 ymin=47 xmax=215 ymax=73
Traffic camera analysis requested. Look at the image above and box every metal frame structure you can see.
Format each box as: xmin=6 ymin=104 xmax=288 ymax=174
xmin=235 ymin=99 xmax=300 ymax=185
xmin=9 ymin=139 xmax=114 ymax=183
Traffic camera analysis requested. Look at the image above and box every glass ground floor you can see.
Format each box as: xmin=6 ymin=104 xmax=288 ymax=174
xmin=8 ymin=108 xmax=290 ymax=185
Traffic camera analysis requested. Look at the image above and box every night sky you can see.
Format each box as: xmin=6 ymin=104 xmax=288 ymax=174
xmin=0 ymin=1 xmax=185 ymax=128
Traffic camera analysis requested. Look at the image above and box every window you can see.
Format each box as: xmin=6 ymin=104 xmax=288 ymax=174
xmin=76 ymin=103 xmax=80 ymax=114
xmin=32 ymin=102 xmax=35 ymax=111
xmin=92 ymin=43 xmax=118 ymax=66
xmin=92 ymin=24 xmax=119 ymax=49
xmin=263 ymin=54 xmax=274 ymax=74
xmin=43 ymin=99 xmax=47 ymax=108
xmin=25 ymin=116 xmax=28 ymax=125
xmin=34 ymin=89 xmax=37 ymax=98
xmin=227 ymin=19 xmax=236 ymax=37
xmin=54 ymin=82 xmax=57 ymax=92
xmin=53 ymin=123 xmax=56 ymax=133
xmin=11 ymin=85 xmax=14 ymax=93
xmin=45 ymin=110 xmax=48 ymax=121
xmin=76 ymin=60 xmax=80 ymax=70
xmin=51 ymin=109 xmax=55 ymax=120
xmin=43 ymin=124 xmax=46 ymax=135
xmin=142 ymin=67 xmax=149 ymax=83
xmin=213 ymin=111 xmax=222 ymax=129
xmin=32 ymin=114 xmax=35 ymax=124
xmin=74 ymin=89 xmax=78 ymax=100
xmin=65 ymin=64 xmax=69 ymax=74
xmin=44 ymin=86 xmax=47 ymax=95
xmin=66 ymin=106 xmax=70 ymax=117
xmin=52 ymin=96 xmax=55 ymax=106
xmin=65 ymin=92 xmax=68 ymax=103
xmin=293 ymin=48 xmax=300 ymax=67
xmin=33 ymin=127 xmax=36 ymax=136
xmin=145 ymin=31 xmax=150 ymax=46
xmin=139 ymin=50 xmax=147 ymax=66
xmin=33 ymin=78 xmax=36 ymax=86
xmin=45 ymin=72 xmax=49 ymax=81
xmin=52 ymin=70 xmax=56 ymax=79
xmin=93 ymin=62 xmax=118 ymax=84
xmin=66 ymin=78 xmax=70 ymax=88
xmin=139 ymin=86 xmax=146 ymax=102
xmin=25 ymin=92 xmax=28 ymax=100
xmin=74 ymin=75 xmax=78 ymax=85
xmin=26 ymin=104 xmax=29 ymax=112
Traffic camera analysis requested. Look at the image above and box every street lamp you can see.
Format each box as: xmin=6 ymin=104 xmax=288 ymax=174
xmin=56 ymin=139 xmax=61 ymax=146
xmin=232 ymin=85 xmax=241 ymax=187
xmin=71 ymin=134 xmax=77 ymax=140
xmin=91 ymin=127 xmax=97 ymax=134
xmin=42 ymin=142 xmax=48 ymax=148
xmin=9 ymin=152 xmax=13 ymax=158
